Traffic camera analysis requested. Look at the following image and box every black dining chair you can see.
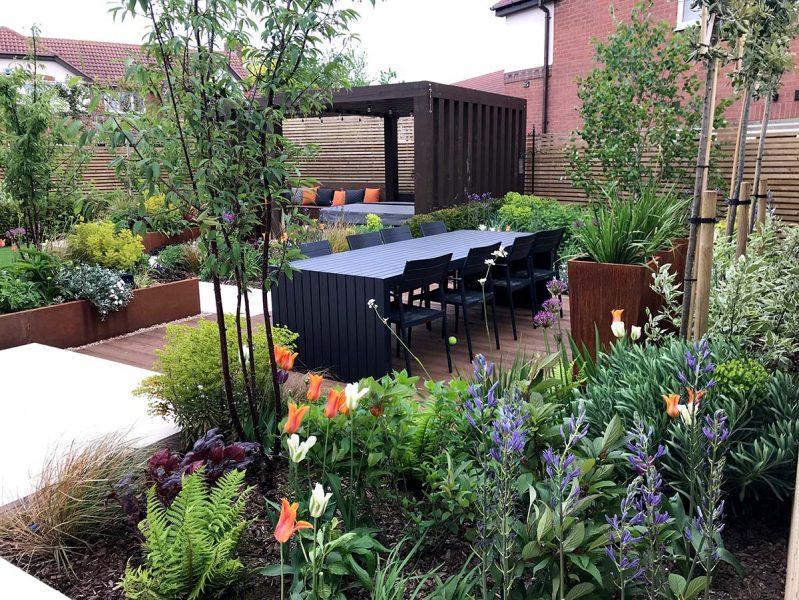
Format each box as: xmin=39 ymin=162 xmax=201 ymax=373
xmin=347 ymin=231 xmax=383 ymax=250
xmin=517 ymin=227 xmax=565 ymax=318
xmin=388 ymin=254 xmax=453 ymax=375
xmin=443 ymin=242 xmax=501 ymax=361
xmin=492 ymin=233 xmax=538 ymax=340
xmin=380 ymin=225 xmax=413 ymax=244
xmin=298 ymin=240 xmax=333 ymax=258
xmin=419 ymin=221 xmax=447 ymax=237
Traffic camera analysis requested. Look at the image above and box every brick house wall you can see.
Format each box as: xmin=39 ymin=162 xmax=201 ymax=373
xmin=457 ymin=0 xmax=799 ymax=134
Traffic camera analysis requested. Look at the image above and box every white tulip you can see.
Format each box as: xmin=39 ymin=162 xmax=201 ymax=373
xmin=677 ymin=404 xmax=696 ymax=426
xmin=611 ymin=320 xmax=626 ymax=339
xmin=630 ymin=326 xmax=642 ymax=341
xmin=286 ymin=434 xmax=317 ymax=463
xmin=344 ymin=382 xmax=369 ymax=412
xmin=309 ymin=482 xmax=332 ymax=518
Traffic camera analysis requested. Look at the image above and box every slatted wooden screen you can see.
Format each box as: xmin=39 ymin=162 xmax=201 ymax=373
xmin=527 ymin=128 xmax=799 ymax=224
xmin=282 ymin=116 xmax=415 ymax=193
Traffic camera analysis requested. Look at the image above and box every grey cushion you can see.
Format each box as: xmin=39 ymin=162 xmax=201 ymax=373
xmin=345 ymin=189 xmax=365 ymax=204
xmin=316 ymin=188 xmax=334 ymax=206
xmin=291 ymin=187 xmax=303 ymax=204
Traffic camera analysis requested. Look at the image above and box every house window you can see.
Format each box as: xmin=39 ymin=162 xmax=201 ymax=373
xmin=676 ymin=0 xmax=701 ymax=30
xmin=104 ymin=91 xmax=144 ymax=114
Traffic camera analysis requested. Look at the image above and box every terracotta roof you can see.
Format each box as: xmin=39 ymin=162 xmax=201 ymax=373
xmin=0 ymin=26 xmax=247 ymax=85
xmin=453 ymin=70 xmax=506 ymax=95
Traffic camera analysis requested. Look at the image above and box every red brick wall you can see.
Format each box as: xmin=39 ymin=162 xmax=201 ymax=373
xmin=459 ymin=0 xmax=799 ymax=134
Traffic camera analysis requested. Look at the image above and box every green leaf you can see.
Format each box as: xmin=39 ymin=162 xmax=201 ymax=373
xmin=668 ymin=573 xmax=687 ymax=596
xmin=259 ymin=564 xmax=296 ymax=576
xmin=562 ymin=521 xmax=586 ymax=553
xmin=601 ymin=414 xmax=623 ymax=451
xmin=683 ymin=576 xmax=708 ymax=599
xmin=565 ymin=582 xmax=595 ymax=600
xmin=537 ymin=505 xmax=553 ymax=543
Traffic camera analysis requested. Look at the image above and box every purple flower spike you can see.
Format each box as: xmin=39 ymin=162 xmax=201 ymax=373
xmin=533 ymin=310 xmax=557 ymax=329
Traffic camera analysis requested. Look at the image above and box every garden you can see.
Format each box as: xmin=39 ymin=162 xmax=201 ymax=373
xmin=0 ymin=0 xmax=798 ymax=599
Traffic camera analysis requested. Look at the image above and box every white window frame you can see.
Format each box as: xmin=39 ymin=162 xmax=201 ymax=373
xmin=675 ymin=0 xmax=701 ymax=31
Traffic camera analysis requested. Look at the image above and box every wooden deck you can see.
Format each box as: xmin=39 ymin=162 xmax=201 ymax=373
xmin=75 ymin=299 xmax=570 ymax=382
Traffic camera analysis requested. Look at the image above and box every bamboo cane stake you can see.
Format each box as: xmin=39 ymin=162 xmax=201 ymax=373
xmin=735 ymin=181 xmax=751 ymax=258
xmin=756 ymin=178 xmax=768 ymax=232
xmin=785 ymin=460 xmax=799 ymax=600
xmin=725 ymin=36 xmax=751 ymax=240
xmin=692 ymin=190 xmax=717 ymax=341
xmin=681 ymin=6 xmax=719 ymax=339
xmin=750 ymin=92 xmax=772 ymax=232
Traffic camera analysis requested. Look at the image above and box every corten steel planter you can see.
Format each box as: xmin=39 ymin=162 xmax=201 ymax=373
xmin=0 ymin=278 xmax=200 ymax=351
xmin=568 ymin=240 xmax=687 ymax=357
xmin=142 ymin=227 xmax=200 ymax=253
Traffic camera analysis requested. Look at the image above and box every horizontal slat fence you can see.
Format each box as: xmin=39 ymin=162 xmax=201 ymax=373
xmin=528 ymin=127 xmax=799 ymax=224
xmin=282 ymin=116 xmax=415 ymax=193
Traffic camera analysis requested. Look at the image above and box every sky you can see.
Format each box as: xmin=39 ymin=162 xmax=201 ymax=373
xmin=5 ymin=0 xmax=507 ymax=83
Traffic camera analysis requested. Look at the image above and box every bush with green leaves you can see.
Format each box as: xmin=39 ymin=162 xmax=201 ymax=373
xmin=573 ymin=183 xmax=688 ymax=265
xmin=496 ymin=192 xmax=587 ymax=260
xmin=577 ymin=336 xmax=799 ymax=502
xmin=708 ymin=217 xmax=799 ymax=369
xmin=67 ymin=220 xmax=145 ymax=271
xmin=407 ymin=199 xmax=500 ymax=237
xmin=0 ymin=270 xmax=42 ymax=313
xmin=150 ymin=243 xmax=201 ymax=280
xmin=121 ymin=469 xmax=250 ymax=600
xmin=0 ymin=182 xmax=23 ymax=236
xmin=56 ymin=263 xmax=134 ymax=318
xmin=714 ymin=358 xmax=770 ymax=399
xmin=137 ymin=316 xmax=297 ymax=440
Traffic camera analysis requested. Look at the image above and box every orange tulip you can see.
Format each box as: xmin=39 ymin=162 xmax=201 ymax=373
xmin=663 ymin=393 xmax=680 ymax=419
xmin=283 ymin=402 xmax=309 ymax=434
xmin=611 ymin=309 xmax=624 ymax=323
xmin=307 ymin=374 xmax=324 ymax=402
xmin=274 ymin=345 xmax=298 ymax=371
xmin=323 ymin=388 xmax=346 ymax=419
xmin=274 ymin=498 xmax=313 ymax=543
xmin=686 ymin=387 xmax=705 ymax=406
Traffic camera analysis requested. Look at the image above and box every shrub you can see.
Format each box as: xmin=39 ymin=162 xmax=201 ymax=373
xmin=572 ymin=183 xmax=688 ymax=264
xmin=67 ymin=220 xmax=145 ymax=271
xmin=0 ymin=270 xmax=42 ymax=313
xmin=0 ymin=435 xmax=144 ymax=571
xmin=578 ymin=336 xmax=799 ymax=502
xmin=708 ymin=218 xmax=799 ymax=369
xmin=56 ymin=263 xmax=134 ymax=318
xmin=714 ymin=358 xmax=770 ymax=399
xmin=496 ymin=192 xmax=586 ymax=260
xmin=0 ymin=183 xmax=23 ymax=235
xmin=138 ymin=317 xmax=298 ymax=439
xmin=120 ymin=469 xmax=250 ymax=600
xmin=407 ymin=199 xmax=500 ymax=236
xmin=150 ymin=243 xmax=201 ymax=279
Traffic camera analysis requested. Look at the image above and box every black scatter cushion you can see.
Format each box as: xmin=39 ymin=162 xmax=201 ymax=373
xmin=345 ymin=189 xmax=365 ymax=204
xmin=316 ymin=188 xmax=335 ymax=206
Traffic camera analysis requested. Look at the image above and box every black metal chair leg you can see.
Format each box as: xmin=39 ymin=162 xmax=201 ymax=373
xmin=402 ymin=326 xmax=412 ymax=374
xmin=530 ymin=280 xmax=539 ymax=325
xmin=442 ymin=313 xmax=452 ymax=373
xmin=490 ymin=295 xmax=500 ymax=350
xmin=396 ymin=323 xmax=401 ymax=357
xmin=454 ymin=304 xmax=460 ymax=333
xmin=508 ymin=287 xmax=518 ymax=340
xmin=559 ymin=293 xmax=564 ymax=317
xmin=463 ymin=305 xmax=474 ymax=361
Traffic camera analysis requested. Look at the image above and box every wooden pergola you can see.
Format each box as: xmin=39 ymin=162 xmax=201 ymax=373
xmin=293 ymin=81 xmax=527 ymax=214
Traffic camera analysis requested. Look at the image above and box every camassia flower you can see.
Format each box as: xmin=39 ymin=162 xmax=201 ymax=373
xmin=323 ymin=388 xmax=346 ymax=418
xmin=284 ymin=402 xmax=310 ymax=434
xmin=306 ymin=374 xmax=324 ymax=402
xmin=274 ymin=345 xmax=298 ymax=371
xmin=274 ymin=498 xmax=313 ymax=543
xmin=611 ymin=309 xmax=626 ymax=339
xmin=663 ymin=394 xmax=680 ymax=419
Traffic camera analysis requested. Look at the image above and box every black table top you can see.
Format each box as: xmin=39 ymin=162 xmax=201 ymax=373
xmin=290 ymin=230 xmax=529 ymax=279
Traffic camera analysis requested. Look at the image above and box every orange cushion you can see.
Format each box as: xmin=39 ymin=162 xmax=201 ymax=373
xmin=364 ymin=188 xmax=380 ymax=203
xmin=332 ymin=190 xmax=346 ymax=206
xmin=301 ymin=187 xmax=318 ymax=205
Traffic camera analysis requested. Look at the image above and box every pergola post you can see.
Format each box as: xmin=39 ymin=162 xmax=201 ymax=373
xmin=383 ymin=114 xmax=399 ymax=203
xmin=413 ymin=93 xmax=435 ymax=214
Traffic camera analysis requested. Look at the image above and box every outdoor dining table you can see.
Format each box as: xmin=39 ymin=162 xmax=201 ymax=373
xmin=272 ymin=229 xmax=530 ymax=382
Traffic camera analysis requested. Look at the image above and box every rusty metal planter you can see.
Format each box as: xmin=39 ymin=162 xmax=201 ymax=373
xmin=142 ymin=227 xmax=201 ymax=253
xmin=567 ymin=240 xmax=687 ymax=357
xmin=0 ymin=278 xmax=200 ymax=350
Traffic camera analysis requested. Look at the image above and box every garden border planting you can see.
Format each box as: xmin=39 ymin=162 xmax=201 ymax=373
xmin=0 ymin=278 xmax=200 ymax=350
xmin=141 ymin=227 xmax=201 ymax=253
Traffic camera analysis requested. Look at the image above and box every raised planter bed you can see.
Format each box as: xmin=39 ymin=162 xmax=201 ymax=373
xmin=568 ymin=239 xmax=687 ymax=357
xmin=0 ymin=278 xmax=200 ymax=350
xmin=142 ymin=227 xmax=200 ymax=253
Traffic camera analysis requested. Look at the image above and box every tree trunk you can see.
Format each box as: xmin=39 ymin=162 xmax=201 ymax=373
xmin=749 ymin=93 xmax=772 ymax=232
xmin=725 ymin=86 xmax=753 ymax=239
xmin=680 ymin=51 xmax=719 ymax=339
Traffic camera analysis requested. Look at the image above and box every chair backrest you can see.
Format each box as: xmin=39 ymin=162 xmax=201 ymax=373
xmin=506 ymin=233 xmax=537 ymax=263
xmin=419 ymin=221 xmax=447 ymax=237
xmin=298 ymin=240 xmax=332 ymax=258
xmin=380 ymin=225 xmax=413 ymax=244
xmin=461 ymin=242 xmax=501 ymax=279
xmin=532 ymin=228 xmax=565 ymax=268
xmin=396 ymin=253 xmax=452 ymax=294
xmin=347 ymin=231 xmax=383 ymax=250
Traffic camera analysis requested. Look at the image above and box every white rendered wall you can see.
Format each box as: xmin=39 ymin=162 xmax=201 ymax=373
xmin=502 ymin=2 xmax=555 ymax=73
xmin=0 ymin=57 xmax=79 ymax=82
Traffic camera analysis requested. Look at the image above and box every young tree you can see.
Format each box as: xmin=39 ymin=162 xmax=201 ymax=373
xmin=0 ymin=27 xmax=91 ymax=249
xmin=107 ymin=0 xmax=366 ymax=453
xmin=567 ymin=1 xmax=706 ymax=199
